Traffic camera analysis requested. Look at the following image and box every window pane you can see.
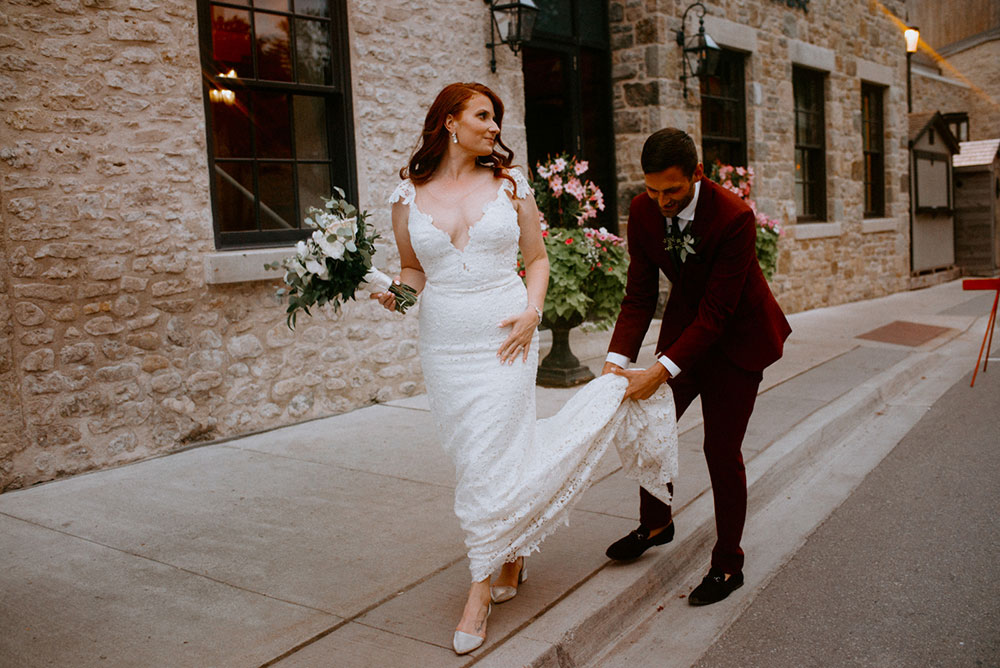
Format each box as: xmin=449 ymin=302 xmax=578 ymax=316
xmin=258 ymin=162 xmax=296 ymax=229
xmin=214 ymin=162 xmax=256 ymax=232
xmin=211 ymin=6 xmax=253 ymax=77
xmin=256 ymin=12 xmax=293 ymax=81
xmin=577 ymin=0 xmax=607 ymax=44
xmin=534 ymin=0 xmax=572 ymax=37
xmin=296 ymin=18 xmax=332 ymax=85
xmin=256 ymin=0 xmax=290 ymax=11
xmin=253 ymin=91 xmax=292 ymax=158
xmin=295 ymin=0 xmax=329 ymax=18
xmin=294 ymin=95 xmax=328 ymax=159
xmin=298 ymin=163 xmax=331 ymax=214
xmin=211 ymin=88 xmax=251 ymax=158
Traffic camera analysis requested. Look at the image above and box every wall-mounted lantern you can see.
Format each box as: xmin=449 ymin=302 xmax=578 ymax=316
xmin=676 ymin=2 xmax=721 ymax=99
xmin=905 ymin=26 xmax=920 ymax=113
xmin=484 ymin=0 xmax=540 ymax=73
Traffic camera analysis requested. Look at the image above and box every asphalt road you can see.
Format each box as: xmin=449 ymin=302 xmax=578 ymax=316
xmin=693 ymin=350 xmax=1000 ymax=668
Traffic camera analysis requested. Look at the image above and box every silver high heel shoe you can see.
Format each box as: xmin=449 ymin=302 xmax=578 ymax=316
xmin=452 ymin=601 xmax=491 ymax=655
xmin=490 ymin=557 xmax=527 ymax=604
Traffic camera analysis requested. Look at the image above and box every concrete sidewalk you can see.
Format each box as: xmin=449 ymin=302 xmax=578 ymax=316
xmin=1 ymin=280 xmax=995 ymax=668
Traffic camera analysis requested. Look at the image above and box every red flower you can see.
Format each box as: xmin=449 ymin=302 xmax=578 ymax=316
xmin=565 ymin=238 xmax=573 ymax=245
xmin=518 ymin=270 xmax=526 ymax=277
xmin=541 ymin=230 xmax=548 ymax=237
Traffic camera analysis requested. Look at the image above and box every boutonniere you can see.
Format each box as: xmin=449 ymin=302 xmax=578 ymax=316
xmin=664 ymin=229 xmax=698 ymax=263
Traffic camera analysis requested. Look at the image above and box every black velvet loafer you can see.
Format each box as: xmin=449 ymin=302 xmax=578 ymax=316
xmin=688 ymin=567 xmax=744 ymax=606
xmin=605 ymin=522 xmax=675 ymax=561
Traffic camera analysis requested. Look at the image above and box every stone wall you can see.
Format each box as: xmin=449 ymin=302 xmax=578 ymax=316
xmin=609 ymin=0 xmax=912 ymax=313
xmin=0 ymin=0 xmax=526 ymax=491
xmin=911 ymin=39 xmax=1000 ymax=142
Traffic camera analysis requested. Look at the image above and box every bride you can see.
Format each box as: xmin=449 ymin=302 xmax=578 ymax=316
xmin=372 ymin=82 xmax=677 ymax=655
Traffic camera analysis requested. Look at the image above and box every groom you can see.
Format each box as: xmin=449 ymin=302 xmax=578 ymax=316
xmin=603 ymin=128 xmax=791 ymax=605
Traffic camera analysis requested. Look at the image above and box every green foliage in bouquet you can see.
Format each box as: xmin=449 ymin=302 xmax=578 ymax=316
xmin=265 ymin=187 xmax=416 ymax=329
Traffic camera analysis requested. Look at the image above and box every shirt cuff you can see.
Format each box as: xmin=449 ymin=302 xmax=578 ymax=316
xmin=657 ymin=355 xmax=681 ymax=378
xmin=605 ymin=352 xmax=630 ymax=369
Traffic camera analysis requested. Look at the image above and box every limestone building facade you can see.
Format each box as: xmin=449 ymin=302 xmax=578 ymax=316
xmin=1 ymin=0 xmax=923 ymax=489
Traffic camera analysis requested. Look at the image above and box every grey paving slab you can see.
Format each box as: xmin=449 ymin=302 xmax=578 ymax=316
xmin=937 ymin=289 xmax=996 ymax=317
xmin=0 ymin=514 xmax=337 ymax=668
xmin=0 ymin=446 xmax=462 ymax=619
xmin=355 ymin=510 xmax=632 ymax=653
xmin=271 ymin=622 xmax=461 ymax=668
xmin=229 ymin=404 xmax=455 ymax=487
xmin=765 ymin=346 xmax=908 ymax=402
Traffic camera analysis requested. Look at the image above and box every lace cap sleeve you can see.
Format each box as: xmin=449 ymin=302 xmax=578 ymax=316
xmin=504 ymin=167 xmax=533 ymax=200
xmin=388 ymin=179 xmax=415 ymax=205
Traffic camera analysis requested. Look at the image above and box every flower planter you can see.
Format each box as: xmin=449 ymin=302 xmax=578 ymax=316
xmin=535 ymin=313 xmax=595 ymax=387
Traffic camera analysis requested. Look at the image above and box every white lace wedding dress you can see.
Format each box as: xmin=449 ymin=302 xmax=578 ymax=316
xmin=390 ymin=169 xmax=678 ymax=582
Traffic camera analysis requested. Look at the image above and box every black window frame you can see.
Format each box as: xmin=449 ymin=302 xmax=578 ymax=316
xmin=861 ymin=82 xmax=886 ymax=218
xmin=700 ymin=48 xmax=748 ymax=169
xmin=197 ymin=0 xmax=357 ymax=250
xmin=793 ymin=66 xmax=827 ymax=222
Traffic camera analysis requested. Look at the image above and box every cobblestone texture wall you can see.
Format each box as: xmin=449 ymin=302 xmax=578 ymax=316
xmin=609 ymin=0 xmax=912 ymax=314
xmin=0 ymin=0 xmax=526 ymax=490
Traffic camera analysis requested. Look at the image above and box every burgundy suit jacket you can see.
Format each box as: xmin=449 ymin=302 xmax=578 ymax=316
xmin=609 ymin=178 xmax=791 ymax=373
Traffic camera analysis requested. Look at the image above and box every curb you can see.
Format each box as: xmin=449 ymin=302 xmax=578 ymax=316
xmin=474 ymin=349 xmax=949 ymax=668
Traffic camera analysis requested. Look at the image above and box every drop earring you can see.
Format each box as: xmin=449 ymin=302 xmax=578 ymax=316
xmin=451 ymin=132 xmax=458 ymax=144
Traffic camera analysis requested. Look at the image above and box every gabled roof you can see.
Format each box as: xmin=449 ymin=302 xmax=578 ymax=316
xmin=909 ymin=111 xmax=961 ymax=154
xmin=953 ymin=139 xmax=1000 ymax=167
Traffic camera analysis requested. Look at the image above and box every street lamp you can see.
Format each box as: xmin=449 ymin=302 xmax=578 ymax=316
xmin=905 ymin=26 xmax=919 ymax=113
xmin=676 ymin=2 xmax=722 ymax=99
xmin=484 ymin=0 xmax=540 ymax=73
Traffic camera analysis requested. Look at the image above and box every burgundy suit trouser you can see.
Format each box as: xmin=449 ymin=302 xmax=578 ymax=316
xmin=638 ymin=348 xmax=763 ymax=574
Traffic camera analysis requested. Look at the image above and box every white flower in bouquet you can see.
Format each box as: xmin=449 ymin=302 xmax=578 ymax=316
xmin=265 ymin=187 xmax=418 ymax=329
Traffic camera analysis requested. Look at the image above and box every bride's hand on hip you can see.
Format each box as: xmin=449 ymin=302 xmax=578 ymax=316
xmin=497 ymin=308 xmax=539 ymax=365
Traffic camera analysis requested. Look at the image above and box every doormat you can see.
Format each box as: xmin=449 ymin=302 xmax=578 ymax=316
xmin=856 ymin=320 xmax=952 ymax=347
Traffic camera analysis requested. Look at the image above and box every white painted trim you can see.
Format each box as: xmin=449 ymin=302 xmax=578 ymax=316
xmin=861 ymin=218 xmax=898 ymax=234
xmin=788 ymin=39 xmax=835 ymax=72
xmin=857 ymin=59 xmax=894 ymax=87
xmin=912 ymin=65 xmax=971 ymax=88
xmin=790 ymin=222 xmax=843 ymax=240
xmin=204 ymin=247 xmax=292 ymax=284
xmin=704 ymin=16 xmax=757 ymax=53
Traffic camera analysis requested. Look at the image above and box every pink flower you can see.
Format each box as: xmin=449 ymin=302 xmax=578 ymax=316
xmin=565 ymin=177 xmax=586 ymax=201
xmin=574 ymin=160 xmax=589 ymax=175
xmin=553 ymin=157 xmax=567 ymax=172
xmin=549 ymin=174 xmax=563 ymax=196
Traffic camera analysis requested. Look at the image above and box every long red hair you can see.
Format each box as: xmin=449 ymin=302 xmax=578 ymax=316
xmin=401 ymin=82 xmax=515 ymax=187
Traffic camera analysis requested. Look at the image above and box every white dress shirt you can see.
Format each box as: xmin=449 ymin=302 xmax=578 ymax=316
xmin=605 ymin=180 xmax=701 ymax=378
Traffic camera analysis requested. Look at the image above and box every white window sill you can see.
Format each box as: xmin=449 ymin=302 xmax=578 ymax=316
xmin=204 ymin=247 xmax=292 ymax=284
xmin=861 ymin=218 xmax=897 ymax=234
xmin=790 ymin=222 xmax=842 ymax=240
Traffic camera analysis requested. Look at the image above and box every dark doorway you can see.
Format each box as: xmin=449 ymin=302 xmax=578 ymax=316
xmin=522 ymin=0 xmax=616 ymax=230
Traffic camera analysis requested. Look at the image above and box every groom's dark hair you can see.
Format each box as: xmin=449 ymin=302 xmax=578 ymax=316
xmin=641 ymin=128 xmax=699 ymax=177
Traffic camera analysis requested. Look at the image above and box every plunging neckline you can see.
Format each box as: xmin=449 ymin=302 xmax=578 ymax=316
xmin=411 ymin=181 xmax=509 ymax=253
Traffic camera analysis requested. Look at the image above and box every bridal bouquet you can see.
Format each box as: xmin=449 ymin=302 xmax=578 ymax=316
xmin=265 ymin=187 xmax=417 ymax=329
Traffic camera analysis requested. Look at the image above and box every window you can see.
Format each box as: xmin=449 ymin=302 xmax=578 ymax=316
xmin=793 ymin=66 xmax=826 ymax=221
xmin=942 ymin=112 xmax=969 ymax=143
xmin=861 ymin=83 xmax=885 ymax=217
xmin=197 ymin=0 xmax=355 ymax=248
xmin=701 ymin=49 xmax=747 ymax=169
